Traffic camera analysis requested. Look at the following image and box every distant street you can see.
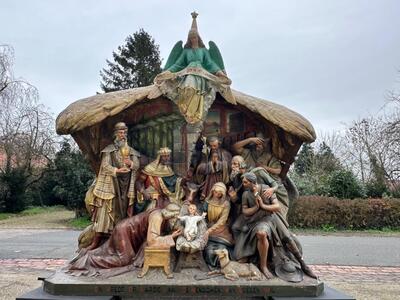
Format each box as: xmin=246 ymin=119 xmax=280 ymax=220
xmin=0 ymin=229 xmax=399 ymax=266
xmin=298 ymin=235 xmax=400 ymax=266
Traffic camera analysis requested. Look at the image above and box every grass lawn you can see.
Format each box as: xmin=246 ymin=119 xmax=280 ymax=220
xmin=0 ymin=213 xmax=13 ymax=221
xmin=0 ymin=206 xmax=92 ymax=230
xmin=68 ymin=216 xmax=91 ymax=229
xmin=19 ymin=205 xmax=67 ymax=216
xmin=0 ymin=206 xmax=66 ymax=219
xmin=0 ymin=206 xmax=75 ymax=229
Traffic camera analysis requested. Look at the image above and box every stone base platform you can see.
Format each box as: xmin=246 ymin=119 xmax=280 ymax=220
xmin=17 ymin=286 xmax=356 ymax=300
xmin=17 ymin=288 xmax=113 ymax=300
xmin=21 ymin=268 xmax=326 ymax=299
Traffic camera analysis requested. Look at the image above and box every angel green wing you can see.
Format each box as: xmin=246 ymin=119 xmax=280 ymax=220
xmin=208 ymin=41 xmax=226 ymax=73
xmin=163 ymin=41 xmax=183 ymax=71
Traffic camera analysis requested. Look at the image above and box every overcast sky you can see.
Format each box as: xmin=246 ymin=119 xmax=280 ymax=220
xmin=1 ymin=0 xmax=400 ymax=138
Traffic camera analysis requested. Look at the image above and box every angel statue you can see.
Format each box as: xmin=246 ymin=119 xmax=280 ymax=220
xmin=155 ymin=12 xmax=235 ymax=124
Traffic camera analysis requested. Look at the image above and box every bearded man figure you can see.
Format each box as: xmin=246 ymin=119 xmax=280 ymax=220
xmin=227 ymin=155 xmax=247 ymax=224
xmin=86 ymin=122 xmax=140 ymax=250
xmin=135 ymin=147 xmax=185 ymax=212
xmin=233 ymin=136 xmax=293 ymax=221
xmin=195 ymin=136 xmax=231 ymax=199
xmin=233 ymin=136 xmax=281 ymax=179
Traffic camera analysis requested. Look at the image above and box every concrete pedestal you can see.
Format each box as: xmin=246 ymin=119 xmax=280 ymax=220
xmin=17 ymin=285 xmax=355 ymax=300
xmin=15 ymin=268 xmax=351 ymax=300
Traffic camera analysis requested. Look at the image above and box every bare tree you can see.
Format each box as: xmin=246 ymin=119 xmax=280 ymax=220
xmin=343 ymin=112 xmax=400 ymax=195
xmin=383 ymin=99 xmax=400 ymax=193
xmin=385 ymin=87 xmax=400 ymax=149
xmin=317 ymin=130 xmax=349 ymax=165
xmin=0 ymin=45 xmax=56 ymax=211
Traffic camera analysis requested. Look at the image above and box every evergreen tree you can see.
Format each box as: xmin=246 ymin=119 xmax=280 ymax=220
xmin=0 ymin=167 xmax=28 ymax=212
xmin=315 ymin=142 xmax=341 ymax=173
xmin=294 ymin=143 xmax=314 ymax=175
xmin=365 ymin=154 xmax=388 ymax=197
xmin=100 ymin=29 xmax=162 ymax=92
xmin=292 ymin=142 xmax=345 ymax=197
xmin=39 ymin=140 xmax=94 ymax=216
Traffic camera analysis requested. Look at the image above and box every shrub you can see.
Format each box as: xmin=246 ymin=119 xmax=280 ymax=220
xmin=39 ymin=141 xmax=94 ymax=216
xmin=0 ymin=167 xmax=30 ymax=212
xmin=365 ymin=180 xmax=388 ymax=198
xmin=289 ymin=171 xmax=330 ymax=196
xmin=288 ymin=196 xmax=400 ymax=229
xmin=326 ymin=169 xmax=364 ymax=199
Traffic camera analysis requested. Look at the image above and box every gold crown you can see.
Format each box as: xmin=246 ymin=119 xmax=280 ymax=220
xmin=158 ymin=147 xmax=172 ymax=155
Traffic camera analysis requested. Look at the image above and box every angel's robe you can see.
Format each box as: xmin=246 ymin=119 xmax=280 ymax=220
xmin=166 ymin=47 xmax=221 ymax=74
xmin=160 ymin=47 xmax=222 ymax=123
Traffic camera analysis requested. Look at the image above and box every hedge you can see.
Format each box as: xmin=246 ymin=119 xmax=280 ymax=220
xmin=288 ymin=196 xmax=400 ymax=229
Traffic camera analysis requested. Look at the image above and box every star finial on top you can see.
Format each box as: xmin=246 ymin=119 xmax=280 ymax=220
xmin=191 ymin=11 xmax=198 ymax=19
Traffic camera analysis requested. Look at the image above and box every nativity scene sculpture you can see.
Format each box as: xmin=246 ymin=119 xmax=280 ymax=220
xmin=54 ymin=11 xmax=321 ymax=299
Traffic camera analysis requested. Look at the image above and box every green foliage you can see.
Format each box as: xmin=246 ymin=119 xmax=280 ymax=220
xmin=0 ymin=167 xmax=30 ymax=212
xmin=0 ymin=213 xmax=13 ymax=220
xmin=0 ymin=205 xmax=70 ymax=222
xmin=364 ymin=154 xmax=388 ymax=198
xmin=365 ymin=180 xmax=388 ymax=198
xmin=68 ymin=216 xmax=92 ymax=229
xmin=294 ymin=143 xmax=314 ymax=175
xmin=0 ymin=206 xmax=65 ymax=220
xmin=19 ymin=205 xmax=65 ymax=216
xmin=0 ymin=140 xmax=93 ymax=214
xmin=316 ymin=142 xmax=341 ymax=173
xmin=292 ymin=142 xmax=345 ymax=197
xmin=288 ymin=196 xmax=400 ymax=230
xmin=390 ymin=186 xmax=400 ymax=198
xmin=100 ymin=29 xmax=162 ymax=92
xmin=321 ymin=224 xmax=336 ymax=232
xmin=290 ymin=171 xmax=330 ymax=196
xmin=292 ymin=142 xmax=369 ymax=200
xmin=327 ymin=169 xmax=364 ymax=199
xmin=39 ymin=140 xmax=94 ymax=214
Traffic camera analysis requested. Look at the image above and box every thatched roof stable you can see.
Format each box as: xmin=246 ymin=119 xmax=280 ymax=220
xmin=56 ymin=85 xmax=315 ymax=143
xmin=56 ymin=84 xmax=315 ymax=175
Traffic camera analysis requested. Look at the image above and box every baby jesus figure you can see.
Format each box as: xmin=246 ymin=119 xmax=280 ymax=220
xmin=178 ymin=204 xmax=207 ymax=242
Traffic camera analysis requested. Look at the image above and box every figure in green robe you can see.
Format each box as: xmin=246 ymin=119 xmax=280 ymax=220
xmin=155 ymin=12 xmax=234 ymax=124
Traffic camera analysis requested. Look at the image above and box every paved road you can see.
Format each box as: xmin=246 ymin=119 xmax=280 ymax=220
xmin=0 ymin=229 xmax=80 ymax=260
xmin=0 ymin=229 xmax=399 ymax=266
xmin=299 ymin=235 xmax=400 ymax=266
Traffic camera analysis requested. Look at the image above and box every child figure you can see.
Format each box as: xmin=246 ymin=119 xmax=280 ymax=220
xmin=178 ymin=204 xmax=207 ymax=241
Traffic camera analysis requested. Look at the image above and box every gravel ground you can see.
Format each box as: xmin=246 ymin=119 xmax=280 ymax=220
xmin=0 ymin=210 xmax=74 ymax=229
xmin=328 ymin=281 xmax=400 ymax=300
xmin=0 ymin=267 xmax=52 ymax=300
